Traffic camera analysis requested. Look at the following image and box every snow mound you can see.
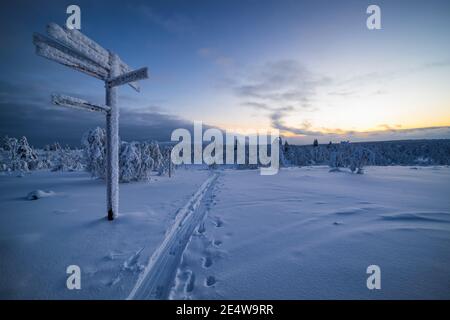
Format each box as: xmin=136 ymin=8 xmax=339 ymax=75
xmin=26 ymin=189 xmax=55 ymax=200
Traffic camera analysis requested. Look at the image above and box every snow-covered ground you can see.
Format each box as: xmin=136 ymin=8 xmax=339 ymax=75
xmin=170 ymin=166 xmax=450 ymax=299
xmin=0 ymin=169 xmax=210 ymax=299
xmin=1 ymin=166 xmax=449 ymax=299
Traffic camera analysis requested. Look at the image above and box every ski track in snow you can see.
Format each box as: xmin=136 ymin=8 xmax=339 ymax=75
xmin=169 ymin=179 xmax=225 ymax=299
xmin=126 ymin=173 xmax=219 ymax=300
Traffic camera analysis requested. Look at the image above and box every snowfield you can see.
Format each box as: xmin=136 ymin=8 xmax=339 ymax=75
xmin=171 ymin=166 xmax=450 ymax=300
xmin=1 ymin=166 xmax=449 ymax=299
xmin=0 ymin=169 xmax=210 ymax=299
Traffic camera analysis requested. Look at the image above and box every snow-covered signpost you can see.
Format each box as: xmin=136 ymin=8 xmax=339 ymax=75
xmin=33 ymin=23 xmax=149 ymax=221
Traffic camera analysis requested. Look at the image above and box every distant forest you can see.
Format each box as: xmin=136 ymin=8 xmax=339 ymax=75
xmin=283 ymin=139 xmax=450 ymax=166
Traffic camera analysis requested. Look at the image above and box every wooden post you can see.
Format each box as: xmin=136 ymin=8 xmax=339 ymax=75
xmin=106 ymin=52 xmax=120 ymax=220
xmin=169 ymin=155 xmax=172 ymax=178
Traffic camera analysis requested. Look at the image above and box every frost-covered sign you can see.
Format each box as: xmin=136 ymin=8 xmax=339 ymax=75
xmin=33 ymin=23 xmax=149 ymax=221
xmin=107 ymin=67 xmax=148 ymax=88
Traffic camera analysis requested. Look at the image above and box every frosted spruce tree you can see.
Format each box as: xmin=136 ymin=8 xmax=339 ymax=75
xmin=148 ymin=141 xmax=164 ymax=174
xmin=52 ymin=146 xmax=84 ymax=172
xmin=329 ymin=151 xmax=342 ymax=172
xmin=119 ymin=141 xmax=142 ymax=182
xmin=82 ymin=128 xmax=171 ymax=182
xmin=278 ymin=138 xmax=288 ymax=167
xmin=348 ymin=146 xmax=373 ymax=174
xmin=1 ymin=136 xmax=18 ymax=171
xmin=5 ymin=136 xmax=39 ymax=172
xmin=161 ymin=146 xmax=175 ymax=177
xmin=139 ymin=142 xmax=155 ymax=180
xmin=82 ymin=127 xmax=107 ymax=179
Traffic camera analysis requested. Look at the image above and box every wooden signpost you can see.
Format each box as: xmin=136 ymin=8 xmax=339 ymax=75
xmin=33 ymin=23 xmax=149 ymax=221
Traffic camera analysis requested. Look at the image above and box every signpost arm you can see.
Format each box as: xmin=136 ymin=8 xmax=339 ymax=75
xmin=106 ymin=52 xmax=120 ymax=220
xmin=52 ymin=94 xmax=111 ymax=114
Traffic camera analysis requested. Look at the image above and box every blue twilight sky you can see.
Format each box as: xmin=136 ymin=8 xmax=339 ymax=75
xmin=0 ymin=0 xmax=449 ymax=146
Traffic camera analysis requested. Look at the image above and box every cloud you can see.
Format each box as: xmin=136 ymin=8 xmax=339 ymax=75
xmin=278 ymin=121 xmax=450 ymax=143
xmin=229 ymin=59 xmax=450 ymax=141
xmin=267 ymin=105 xmax=325 ymax=136
xmin=284 ymin=125 xmax=450 ymax=145
xmin=233 ymin=60 xmax=330 ymax=136
xmin=197 ymin=48 xmax=212 ymax=57
xmin=197 ymin=47 xmax=234 ymax=67
xmin=233 ymin=60 xmax=330 ymax=108
xmin=338 ymin=59 xmax=450 ymax=88
xmin=324 ymin=60 xmax=450 ymax=100
xmin=242 ymin=102 xmax=293 ymax=112
xmin=138 ymin=5 xmax=195 ymax=34
xmin=377 ymin=124 xmax=403 ymax=132
xmin=0 ymin=80 xmax=194 ymax=147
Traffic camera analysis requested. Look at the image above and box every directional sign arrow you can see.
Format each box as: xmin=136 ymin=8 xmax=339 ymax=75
xmin=52 ymin=94 xmax=111 ymax=114
xmin=46 ymin=23 xmax=141 ymax=92
xmin=33 ymin=33 xmax=109 ymax=80
xmin=47 ymin=22 xmax=110 ymax=70
xmin=107 ymin=67 xmax=148 ymax=89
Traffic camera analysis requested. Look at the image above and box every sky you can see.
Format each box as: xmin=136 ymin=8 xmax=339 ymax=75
xmin=0 ymin=0 xmax=449 ymax=146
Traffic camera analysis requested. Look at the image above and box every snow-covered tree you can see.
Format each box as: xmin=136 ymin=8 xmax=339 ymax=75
xmin=348 ymin=146 xmax=373 ymax=174
xmin=119 ymin=141 xmax=142 ymax=182
xmin=82 ymin=127 xmax=107 ymax=178
xmin=313 ymin=139 xmax=319 ymax=147
xmin=81 ymin=128 xmax=170 ymax=182
xmin=5 ymin=136 xmax=39 ymax=172
xmin=139 ymin=142 xmax=155 ymax=179
xmin=278 ymin=137 xmax=288 ymax=167
xmin=159 ymin=146 xmax=175 ymax=177
xmin=2 ymin=136 xmax=17 ymax=152
xmin=148 ymin=141 xmax=164 ymax=174
xmin=329 ymin=150 xmax=343 ymax=172
xmin=0 ymin=136 xmax=18 ymax=171
xmin=51 ymin=146 xmax=84 ymax=172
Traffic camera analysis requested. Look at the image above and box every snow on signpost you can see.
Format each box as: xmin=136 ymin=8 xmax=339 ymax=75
xmin=33 ymin=23 xmax=149 ymax=221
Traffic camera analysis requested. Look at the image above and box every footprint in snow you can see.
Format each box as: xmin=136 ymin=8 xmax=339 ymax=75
xmin=197 ymin=222 xmax=206 ymax=234
xmin=203 ymin=256 xmax=213 ymax=268
xmin=205 ymin=276 xmax=216 ymax=287
xmin=214 ymin=218 xmax=223 ymax=228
